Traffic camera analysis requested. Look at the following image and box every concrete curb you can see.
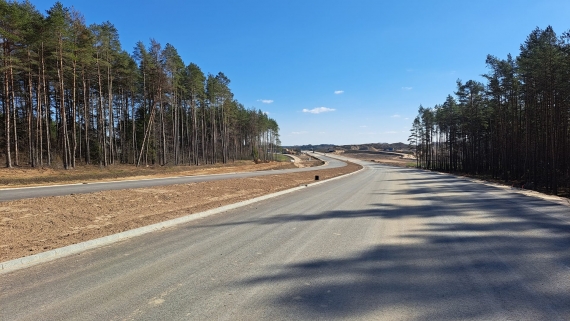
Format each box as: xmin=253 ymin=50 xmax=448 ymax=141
xmin=401 ymin=166 xmax=570 ymax=209
xmin=331 ymin=152 xmax=570 ymax=209
xmin=0 ymin=161 xmax=364 ymax=275
xmin=458 ymin=175 xmax=570 ymax=208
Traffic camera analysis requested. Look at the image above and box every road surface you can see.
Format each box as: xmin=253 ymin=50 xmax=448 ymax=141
xmin=0 ymin=154 xmax=343 ymax=202
xmin=2 ymin=160 xmax=570 ymax=320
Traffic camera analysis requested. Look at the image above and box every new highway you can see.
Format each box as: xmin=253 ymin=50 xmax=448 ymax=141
xmin=1 ymin=158 xmax=570 ymax=320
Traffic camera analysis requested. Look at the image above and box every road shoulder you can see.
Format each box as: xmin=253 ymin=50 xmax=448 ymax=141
xmin=0 ymin=160 xmax=362 ymax=273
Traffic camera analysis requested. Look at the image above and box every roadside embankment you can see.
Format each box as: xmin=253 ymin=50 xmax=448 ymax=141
xmin=0 ymin=161 xmax=361 ymax=263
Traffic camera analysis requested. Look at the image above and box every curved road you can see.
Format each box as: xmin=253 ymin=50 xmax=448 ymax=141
xmin=2 ymin=159 xmax=570 ymax=320
xmin=0 ymin=154 xmax=344 ymax=201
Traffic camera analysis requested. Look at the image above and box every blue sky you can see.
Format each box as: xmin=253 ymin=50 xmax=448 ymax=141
xmin=34 ymin=0 xmax=570 ymax=145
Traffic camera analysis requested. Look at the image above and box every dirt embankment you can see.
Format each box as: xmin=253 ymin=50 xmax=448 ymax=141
xmin=293 ymin=153 xmax=324 ymax=168
xmin=0 ymin=160 xmax=297 ymax=188
xmin=338 ymin=151 xmax=416 ymax=167
xmin=0 ymin=161 xmax=361 ymax=262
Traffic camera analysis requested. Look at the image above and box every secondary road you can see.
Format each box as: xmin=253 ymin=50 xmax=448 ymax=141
xmin=2 ymin=159 xmax=570 ymax=320
xmin=0 ymin=154 xmax=344 ymax=201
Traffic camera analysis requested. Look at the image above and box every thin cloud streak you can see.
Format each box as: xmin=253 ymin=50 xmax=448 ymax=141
xmin=302 ymin=107 xmax=335 ymax=114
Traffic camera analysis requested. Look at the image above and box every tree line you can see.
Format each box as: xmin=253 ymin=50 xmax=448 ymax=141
xmin=409 ymin=26 xmax=570 ymax=195
xmin=1 ymin=0 xmax=280 ymax=169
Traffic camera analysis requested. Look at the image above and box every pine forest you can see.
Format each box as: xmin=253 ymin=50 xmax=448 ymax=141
xmin=409 ymin=26 xmax=570 ymax=195
xmin=0 ymin=0 xmax=280 ymax=170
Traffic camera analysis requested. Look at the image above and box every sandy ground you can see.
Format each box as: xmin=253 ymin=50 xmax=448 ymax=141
xmin=288 ymin=153 xmax=323 ymax=168
xmin=0 ymin=161 xmax=361 ymax=262
xmin=339 ymin=151 xmax=416 ymax=167
xmin=0 ymin=160 xmax=299 ymax=188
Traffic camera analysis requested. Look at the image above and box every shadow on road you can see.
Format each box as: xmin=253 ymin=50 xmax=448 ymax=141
xmin=208 ymin=169 xmax=570 ymax=320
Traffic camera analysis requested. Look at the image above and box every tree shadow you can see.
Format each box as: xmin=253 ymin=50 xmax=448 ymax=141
xmin=235 ymin=229 xmax=570 ymax=320
xmin=201 ymin=173 xmax=570 ymax=320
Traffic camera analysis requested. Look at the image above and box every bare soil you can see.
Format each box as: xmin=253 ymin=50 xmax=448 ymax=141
xmin=291 ymin=153 xmax=323 ymax=168
xmin=0 ymin=161 xmax=361 ymax=262
xmin=338 ymin=151 xmax=416 ymax=167
xmin=0 ymin=160 xmax=299 ymax=188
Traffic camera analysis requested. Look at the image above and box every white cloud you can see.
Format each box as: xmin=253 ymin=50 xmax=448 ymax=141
xmin=391 ymin=114 xmax=401 ymax=118
xmin=359 ymin=125 xmax=367 ymax=128
xmin=302 ymin=107 xmax=335 ymax=114
xmin=292 ymin=131 xmax=308 ymax=135
xmin=334 ymin=90 xmax=344 ymax=94
xmin=262 ymin=111 xmax=269 ymax=115
xmin=401 ymin=87 xmax=413 ymax=91
xmin=257 ymin=99 xmax=274 ymax=104
xmin=384 ymin=131 xmax=398 ymax=134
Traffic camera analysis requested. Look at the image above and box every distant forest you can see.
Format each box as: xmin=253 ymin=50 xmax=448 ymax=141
xmin=0 ymin=1 xmax=280 ymax=169
xmin=409 ymin=26 xmax=570 ymax=195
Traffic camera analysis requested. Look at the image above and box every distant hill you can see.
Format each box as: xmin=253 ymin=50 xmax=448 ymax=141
xmin=281 ymin=144 xmax=336 ymax=151
xmin=283 ymin=142 xmax=410 ymax=153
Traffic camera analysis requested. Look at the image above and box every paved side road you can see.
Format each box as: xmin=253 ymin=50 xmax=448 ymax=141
xmin=0 ymin=154 xmax=344 ymax=201
xmin=1 ymin=160 xmax=570 ymax=320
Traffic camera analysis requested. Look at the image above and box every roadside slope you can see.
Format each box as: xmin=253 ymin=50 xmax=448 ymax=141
xmin=0 ymin=158 xmax=360 ymax=264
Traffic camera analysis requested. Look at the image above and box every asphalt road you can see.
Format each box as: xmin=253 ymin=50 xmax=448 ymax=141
xmin=2 ymin=159 xmax=570 ymax=320
xmin=0 ymin=154 xmax=344 ymax=201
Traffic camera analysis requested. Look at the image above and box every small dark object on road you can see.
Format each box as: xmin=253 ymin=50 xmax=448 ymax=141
xmin=315 ymin=175 xmax=319 ymax=180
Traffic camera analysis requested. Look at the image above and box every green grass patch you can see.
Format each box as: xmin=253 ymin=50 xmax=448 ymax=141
xmin=273 ymin=154 xmax=292 ymax=162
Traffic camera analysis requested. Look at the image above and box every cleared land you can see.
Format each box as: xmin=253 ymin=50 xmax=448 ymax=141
xmin=0 ymin=160 xmax=360 ymax=262
xmin=337 ymin=151 xmax=415 ymax=167
xmin=0 ymin=160 xmax=299 ymax=188
xmin=3 ymin=160 xmax=570 ymax=320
